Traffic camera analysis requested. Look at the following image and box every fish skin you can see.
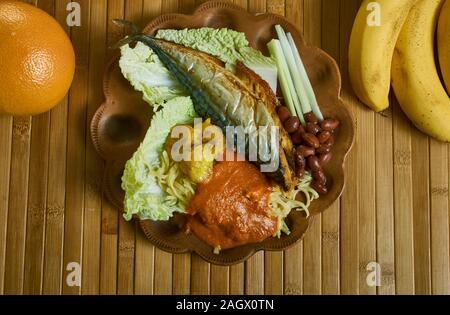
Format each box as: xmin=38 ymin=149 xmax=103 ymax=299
xmin=138 ymin=36 xmax=297 ymax=191
xmin=234 ymin=61 xmax=297 ymax=190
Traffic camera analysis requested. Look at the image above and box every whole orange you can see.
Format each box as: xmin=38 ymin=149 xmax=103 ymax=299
xmin=0 ymin=1 xmax=75 ymax=116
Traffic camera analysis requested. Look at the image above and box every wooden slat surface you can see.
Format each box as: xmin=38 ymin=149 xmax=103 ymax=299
xmin=42 ymin=1 xmax=70 ymax=295
xmin=338 ymin=0 xmax=360 ymax=295
xmin=1 ymin=0 xmax=449 ymax=295
xmin=321 ymin=0 xmax=340 ymax=295
xmin=411 ymin=122 xmax=431 ymax=294
xmin=375 ymin=95 xmax=395 ymax=295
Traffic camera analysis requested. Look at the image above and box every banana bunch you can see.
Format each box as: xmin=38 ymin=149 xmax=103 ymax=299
xmin=349 ymin=0 xmax=450 ymax=142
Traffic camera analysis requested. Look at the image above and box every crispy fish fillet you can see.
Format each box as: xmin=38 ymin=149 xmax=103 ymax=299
xmin=138 ymin=37 xmax=296 ymax=191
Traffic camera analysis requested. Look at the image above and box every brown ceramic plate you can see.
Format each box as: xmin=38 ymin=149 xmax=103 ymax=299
xmin=91 ymin=1 xmax=354 ymax=266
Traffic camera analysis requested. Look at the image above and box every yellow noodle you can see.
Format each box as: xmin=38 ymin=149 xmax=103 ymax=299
xmin=270 ymin=172 xmax=318 ymax=237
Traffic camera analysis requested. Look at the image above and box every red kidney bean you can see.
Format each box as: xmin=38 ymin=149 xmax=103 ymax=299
xmin=295 ymin=154 xmax=306 ymax=178
xmin=317 ymin=143 xmax=332 ymax=154
xmin=321 ymin=118 xmax=340 ymax=131
xmin=318 ymin=131 xmax=332 ymax=144
xmin=313 ymin=169 xmax=327 ymax=186
xmin=324 ymin=134 xmax=335 ymax=146
xmin=295 ymin=153 xmax=306 ymax=167
xmin=318 ymin=152 xmax=333 ymax=167
xmin=311 ymin=180 xmax=328 ymax=195
xmin=303 ymin=133 xmax=320 ymax=149
xmin=304 ymin=112 xmax=318 ymax=124
xmin=277 ymin=106 xmax=291 ymax=123
xmin=291 ymin=130 xmax=304 ymax=145
xmin=306 ymin=122 xmax=321 ymax=135
xmin=307 ymin=156 xmax=321 ymax=172
xmin=284 ymin=116 xmax=300 ymax=134
xmin=295 ymin=163 xmax=306 ymax=179
xmin=297 ymin=124 xmax=306 ymax=135
xmin=296 ymin=145 xmax=315 ymax=158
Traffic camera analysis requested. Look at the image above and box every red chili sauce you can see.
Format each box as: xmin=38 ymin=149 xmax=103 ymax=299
xmin=186 ymin=160 xmax=278 ymax=250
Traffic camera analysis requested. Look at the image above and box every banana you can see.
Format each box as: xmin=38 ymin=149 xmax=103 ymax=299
xmin=438 ymin=0 xmax=450 ymax=94
xmin=392 ymin=0 xmax=450 ymax=142
xmin=349 ymin=0 xmax=418 ymax=112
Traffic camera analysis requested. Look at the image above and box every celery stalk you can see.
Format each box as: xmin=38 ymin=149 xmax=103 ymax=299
xmin=268 ymin=39 xmax=305 ymax=125
xmin=287 ymin=33 xmax=324 ymax=121
xmin=275 ymin=25 xmax=312 ymax=116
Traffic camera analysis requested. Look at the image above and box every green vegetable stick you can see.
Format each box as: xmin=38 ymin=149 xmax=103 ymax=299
xmin=275 ymin=25 xmax=312 ymax=116
xmin=268 ymin=39 xmax=305 ymax=125
xmin=287 ymin=32 xmax=324 ymax=121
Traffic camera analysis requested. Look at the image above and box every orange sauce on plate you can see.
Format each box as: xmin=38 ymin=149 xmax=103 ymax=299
xmin=186 ymin=160 xmax=277 ymax=250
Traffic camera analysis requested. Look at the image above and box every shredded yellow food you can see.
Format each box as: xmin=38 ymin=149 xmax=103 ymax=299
xmin=270 ymin=172 xmax=319 ymax=237
xmin=152 ymin=151 xmax=197 ymax=212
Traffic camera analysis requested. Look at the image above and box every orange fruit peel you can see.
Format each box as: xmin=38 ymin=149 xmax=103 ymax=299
xmin=0 ymin=1 xmax=75 ymax=116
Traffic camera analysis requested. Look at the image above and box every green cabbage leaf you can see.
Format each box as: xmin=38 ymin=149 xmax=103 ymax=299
xmin=119 ymin=42 xmax=186 ymax=105
xmin=122 ymin=96 xmax=197 ymax=221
